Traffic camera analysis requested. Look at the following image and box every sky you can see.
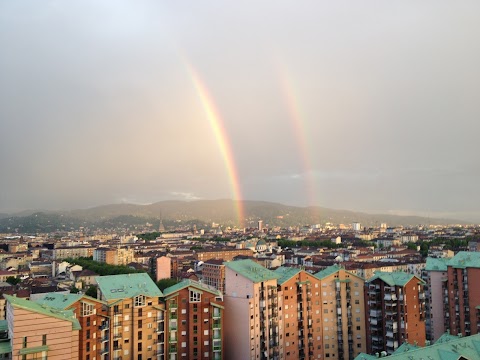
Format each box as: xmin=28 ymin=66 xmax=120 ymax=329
xmin=1 ymin=1 xmax=480 ymax=221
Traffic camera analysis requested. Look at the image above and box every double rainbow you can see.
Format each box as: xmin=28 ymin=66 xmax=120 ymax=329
xmin=184 ymin=62 xmax=245 ymax=228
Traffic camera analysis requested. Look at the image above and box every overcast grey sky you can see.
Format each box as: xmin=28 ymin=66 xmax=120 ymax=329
xmin=1 ymin=1 xmax=480 ymax=221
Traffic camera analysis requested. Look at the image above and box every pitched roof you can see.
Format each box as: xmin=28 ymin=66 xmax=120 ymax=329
xmin=95 ymin=273 xmax=162 ymax=300
xmin=425 ymin=257 xmax=449 ymax=272
xmin=3 ymin=294 xmax=81 ymax=330
xmin=314 ymin=264 xmax=342 ymax=280
xmin=224 ymin=259 xmax=280 ymax=283
xmin=34 ymin=292 xmax=105 ymax=309
xmin=274 ymin=267 xmax=302 ymax=285
xmin=447 ymin=251 xmax=480 ymax=269
xmin=367 ymin=271 xmax=424 ymax=287
xmin=163 ymin=279 xmax=222 ymax=297
xmin=355 ymin=333 xmax=480 ymax=360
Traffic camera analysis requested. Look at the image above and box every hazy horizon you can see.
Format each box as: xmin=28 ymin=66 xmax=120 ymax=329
xmin=1 ymin=1 xmax=480 ymax=222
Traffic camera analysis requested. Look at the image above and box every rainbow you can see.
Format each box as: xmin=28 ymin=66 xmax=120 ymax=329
xmin=277 ymin=66 xmax=320 ymax=215
xmin=183 ymin=62 xmax=245 ymax=227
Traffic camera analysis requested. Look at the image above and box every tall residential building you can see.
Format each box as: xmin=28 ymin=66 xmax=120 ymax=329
xmin=366 ymin=272 xmax=426 ymax=355
xmin=96 ymin=273 xmax=165 ymax=360
xmin=274 ymin=267 xmax=322 ymax=360
xmin=442 ymin=251 xmax=480 ymax=337
xmin=422 ymin=257 xmax=448 ymax=342
xmin=163 ymin=279 xmax=224 ymax=360
xmin=4 ymin=294 xmax=81 ymax=359
xmin=33 ymin=292 xmax=109 ymax=360
xmin=314 ymin=265 xmax=367 ymax=360
xmin=202 ymin=259 xmax=225 ymax=294
xmin=224 ymin=259 xmax=282 ymax=360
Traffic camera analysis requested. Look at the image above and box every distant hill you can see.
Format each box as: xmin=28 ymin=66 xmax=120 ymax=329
xmin=0 ymin=200 xmax=468 ymax=233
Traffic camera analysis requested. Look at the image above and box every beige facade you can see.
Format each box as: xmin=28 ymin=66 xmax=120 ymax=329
xmin=5 ymin=296 xmax=80 ymax=360
xmin=224 ymin=260 xmax=282 ymax=360
xmin=315 ymin=266 xmax=367 ymax=360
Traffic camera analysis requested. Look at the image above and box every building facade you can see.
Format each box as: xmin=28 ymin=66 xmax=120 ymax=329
xmin=163 ymin=279 xmax=224 ymax=360
xmin=366 ymin=272 xmax=426 ymax=355
xmin=224 ymin=259 xmax=282 ymax=360
xmin=96 ymin=273 xmax=165 ymax=360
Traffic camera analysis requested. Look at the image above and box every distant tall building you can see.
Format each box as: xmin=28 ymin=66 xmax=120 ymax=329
xmin=352 ymin=222 xmax=361 ymax=231
xmin=258 ymin=220 xmax=264 ymax=231
xmin=366 ymin=272 xmax=426 ymax=355
xmin=159 ymin=218 xmax=166 ymax=232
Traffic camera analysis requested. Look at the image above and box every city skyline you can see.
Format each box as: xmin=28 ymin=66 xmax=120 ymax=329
xmin=1 ymin=1 xmax=480 ymax=221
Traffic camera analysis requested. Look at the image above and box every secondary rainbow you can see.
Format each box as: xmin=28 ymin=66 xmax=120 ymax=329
xmin=277 ymin=66 xmax=320 ymax=212
xmin=183 ymin=62 xmax=245 ymax=227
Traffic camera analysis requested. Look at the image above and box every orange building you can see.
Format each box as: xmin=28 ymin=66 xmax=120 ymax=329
xmin=366 ymin=272 xmax=426 ymax=355
xmin=202 ymin=259 xmax=225 ymax=294
xmin=163 ymin=279 xmax=224 ymax=360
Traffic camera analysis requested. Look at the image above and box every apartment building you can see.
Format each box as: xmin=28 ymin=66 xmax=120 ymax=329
xmin=93 ymin=247 xmax=135 ymax=266
xmin=34 ymin=292 xmax=109 ymax=360
xmin=314 ymin=265 xmax=367 ymax=360
xmin=422 ymin=257 xmax=448 ymax=342
xmin=163 ymin=279 xmax=224 ymax=360
xmin=366 ymin=272 xmax=426 ymax=355
xmin=52 ymin=246 xmax=95 ymax=260
xmin=195 ymin=248 xmax=253 ymax=262
xmin=274 ymin=267 xmax=322 ymax=360
xmin=4 ymin=294 xmax=80 ymax=359
xmin=156 ymin=256 xmax=172 ymax=281
xmin=201 ymin=260 xmax=225 ymax=294
xmin=224 ymin=259 xmax=282 ymax=360
xmin=96 ymin=273 xmax=165 ymax=360
xmin=442 ymin=251 xmax=480 ymax=337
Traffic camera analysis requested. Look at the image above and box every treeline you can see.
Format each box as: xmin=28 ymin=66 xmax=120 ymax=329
xmin=64 ymin=257 xmax=145 ymax=276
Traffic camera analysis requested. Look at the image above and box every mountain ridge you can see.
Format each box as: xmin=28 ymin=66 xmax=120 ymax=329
xmin=0 ymin=200 xmax=469 ymax=232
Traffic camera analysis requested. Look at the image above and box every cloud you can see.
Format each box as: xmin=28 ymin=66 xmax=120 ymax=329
xmin=170 ymin=192 xmax=203 ymax=201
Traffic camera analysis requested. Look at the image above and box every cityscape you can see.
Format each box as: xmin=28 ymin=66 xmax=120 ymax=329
xmin=2 ymin=1 xmax=480 ymax=360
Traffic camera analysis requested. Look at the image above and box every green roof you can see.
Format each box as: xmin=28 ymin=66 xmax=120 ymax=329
xmin=367 ymin=271 xmax=424 ymax=287
xmin=224 ymin=259 xmax=280 ymax=283
xmin=425 ymin=257 xmax=449 ymax=272
xmin=19 ymin=345 xmax=49 ymax=355
xmin=355 ymin=333 xmax=480 ymax=360
xmin=447 ymin=251 xmax=480 ymax=269
xmin=0 ymin=320 xmax=7 ymax=332
xmin=96 ymin=273 xmax=163 ymax=301
xmin=273 ymin=267 xmax=302 ymax=285
xmin=34 ymin=292 xmax=105 ymax=310
xmin=4 ymin=295 xmax=81 ymax=330
xmin=314 ymin=264 xmax=342 ymax=280
xmin=393 ymin=342 xmax=420 ymax=354
xmin=0 ymin=341 xmax=11 ymax=355
xmin=163 ymin=279 xmax=222 ymax=297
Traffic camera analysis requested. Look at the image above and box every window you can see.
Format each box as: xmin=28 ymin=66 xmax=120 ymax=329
xmin=22 ymin=337 xmax=27 ymax=348
xmin=86 ymin=342 xmax=90 ymax=352
xmin=42 ymin=334 xmax=47 ymax=346
xmin=82 ymin=302 xmax=94 ymax=316
xmin=86 ymin=317 xmax=91 ymax=327
xmin=138 ymin=308 xmax=143 ymax=317
xmin=138 ymin=342 xmax=142 ymax=351
xmin=138 ymin=331 xmax=142 ymax=340
xmin=135 ymin=295 xmax=146 ymax=307
xmin=190 ymin=290 xmax=201 ymax=302
xmin=86 ymin=330 xmax=90 ymax=339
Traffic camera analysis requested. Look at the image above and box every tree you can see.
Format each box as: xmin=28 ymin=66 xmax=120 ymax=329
xmin=85 ymin=285 xmax=97 ymax=298
xmin=6 ymin=276 xmax=20 ymax=285
xmin=157 ymin=278 xmax=180 ymax=292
